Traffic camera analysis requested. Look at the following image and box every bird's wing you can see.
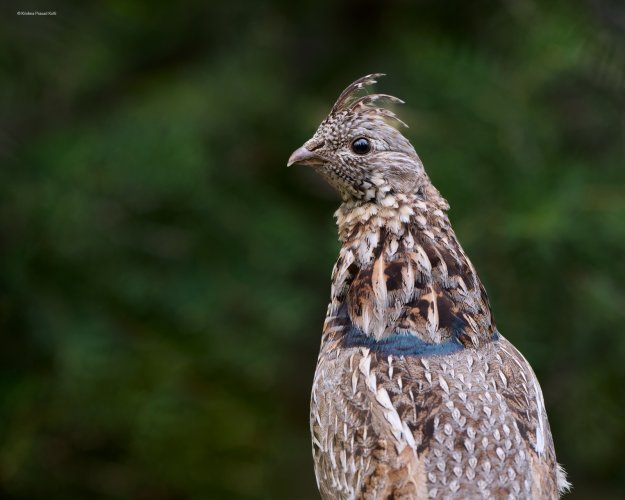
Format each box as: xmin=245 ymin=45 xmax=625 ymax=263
xmin=495 ymin=335 xmax=571 ymax=496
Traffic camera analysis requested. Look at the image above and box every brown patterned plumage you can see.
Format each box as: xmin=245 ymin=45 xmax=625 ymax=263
xmin=288 ymin=75 xmax=570 ymax=499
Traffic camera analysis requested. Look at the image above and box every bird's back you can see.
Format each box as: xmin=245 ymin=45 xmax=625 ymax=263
xmin=311 ymin=332 xmax=565 ymax=499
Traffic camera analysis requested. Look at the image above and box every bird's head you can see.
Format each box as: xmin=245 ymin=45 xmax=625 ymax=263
xmin=288 ymin=74 xmax=426 ymax=202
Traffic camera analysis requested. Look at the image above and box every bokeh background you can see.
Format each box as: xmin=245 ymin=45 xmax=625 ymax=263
xmin=2 ymin=0 xmax=625 ymax=498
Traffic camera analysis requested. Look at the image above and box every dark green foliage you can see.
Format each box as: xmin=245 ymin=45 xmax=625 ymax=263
xmin=1 ymin=1 xmax=624 ymax=498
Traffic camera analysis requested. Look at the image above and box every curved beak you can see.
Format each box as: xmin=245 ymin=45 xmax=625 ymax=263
xmin=287 ymin=146 xmax=323 ymax=167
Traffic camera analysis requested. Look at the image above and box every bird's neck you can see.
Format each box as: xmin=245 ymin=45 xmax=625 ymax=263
xmin=334 ymin=188 xmax=449 ymax=253
xmin=327 ymin=189 xmax=496 ymax=347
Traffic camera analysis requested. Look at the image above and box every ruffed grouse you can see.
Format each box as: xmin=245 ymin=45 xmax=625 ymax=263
xmin=288 ymin=75 xmax=570 ymax=499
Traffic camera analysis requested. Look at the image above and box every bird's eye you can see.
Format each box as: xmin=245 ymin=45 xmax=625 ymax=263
xmin=351 ymin=137 xmax=371 ymax=155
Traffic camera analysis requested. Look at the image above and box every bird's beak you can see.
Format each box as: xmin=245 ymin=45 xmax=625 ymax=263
xmin=287 ymin=146 xmax=323 ymax=167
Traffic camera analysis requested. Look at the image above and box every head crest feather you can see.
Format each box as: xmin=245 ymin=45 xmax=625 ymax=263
xmin=330 ymin=73 xmax=407 ymax=128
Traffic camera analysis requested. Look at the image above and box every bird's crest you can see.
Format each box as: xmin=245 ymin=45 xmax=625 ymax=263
xmin=330 ymin=73 xmax=408 ymax=128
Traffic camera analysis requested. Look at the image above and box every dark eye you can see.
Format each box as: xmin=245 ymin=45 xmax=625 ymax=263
xmin=351 ymin=137 xmax=371 ymax=155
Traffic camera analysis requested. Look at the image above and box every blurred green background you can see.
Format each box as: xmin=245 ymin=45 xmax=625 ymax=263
xmin=2 ymin=0 xmax=625 ymax=498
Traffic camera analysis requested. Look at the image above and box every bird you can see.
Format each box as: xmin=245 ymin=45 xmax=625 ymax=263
xmin=288 ymin=74 xmax=570 ymax=499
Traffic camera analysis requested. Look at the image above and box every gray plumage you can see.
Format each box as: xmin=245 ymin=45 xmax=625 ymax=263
xmin=288 ymin=74 xmax=570 ymax=499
